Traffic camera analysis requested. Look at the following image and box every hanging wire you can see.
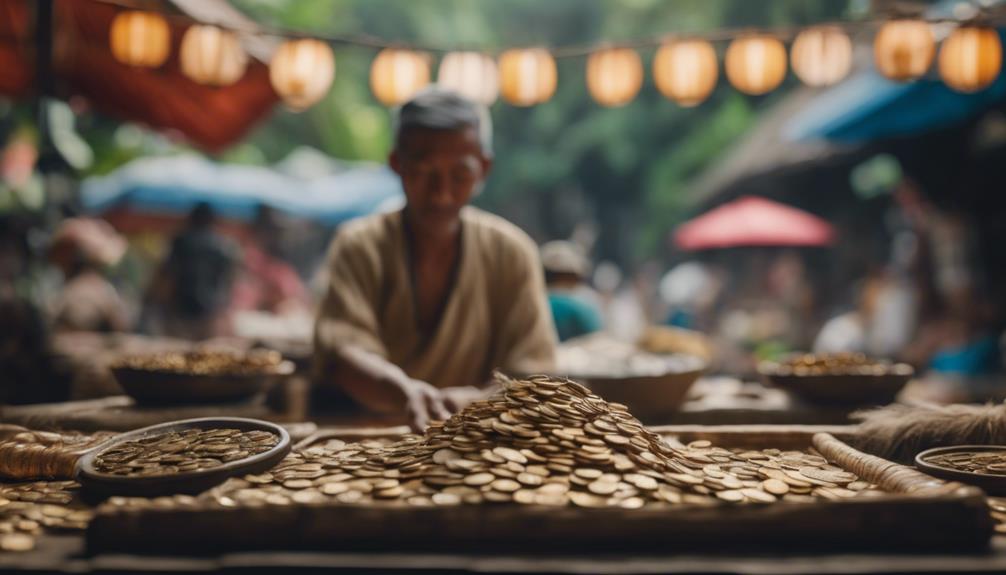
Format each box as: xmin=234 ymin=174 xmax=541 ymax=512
xmin=88 ymin=0 xmax=1006 ymax=59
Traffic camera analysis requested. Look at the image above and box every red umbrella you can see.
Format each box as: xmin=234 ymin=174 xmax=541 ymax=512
xmin=674 ymin=195 xmax=835 ymax=251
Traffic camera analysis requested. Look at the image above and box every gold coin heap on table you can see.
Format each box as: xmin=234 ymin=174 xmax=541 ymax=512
xmin=0 ymin=480 xmax=92 ymax=552
xmin=94 ymin=428 xmax=279 ymax=477
xmin=185 ymin=374 xmax=878 ymax=509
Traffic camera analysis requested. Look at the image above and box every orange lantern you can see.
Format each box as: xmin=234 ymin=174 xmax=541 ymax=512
xmin=586 ymin=47 xmax=643 ymax=107
xmin=437 ymin=51 xmax=499 ymax=105
xmin=370 ymin=48 xmax=431 ymax=106
xmin=725 ymin=35 xmax=787 ymax=95
xmin=791 ymin=26 xmax=852 ymax=87
xmin=270 ymin=39 xmax=335 ymax=110
xmin=109 ymin=10 xmax=170 ymax=68
xmin=179 ymin=25 xmax=248 ymax=87
xmin=653 ymin=39 xmax=718 ymax=107
xmin=498 ymin=48 xmax=557 ymax=106
xmin=873 ymin=19 xmax=935 ymax=81
xmin=939 ymin=26 xmax=1002 ymax=92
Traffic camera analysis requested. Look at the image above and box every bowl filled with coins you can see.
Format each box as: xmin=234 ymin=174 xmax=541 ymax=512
xmin=555 ymin=334 xmax=706 ymax=420
xmin=758 ymin=352 xmax=913 ymax=406
xmin=76 ymin=417 xmax=290 ymax=497
xmin=110 ymin=349 xmax=294 ymax=405
xmin=916 ymin=446 xmax=1006 ymax=496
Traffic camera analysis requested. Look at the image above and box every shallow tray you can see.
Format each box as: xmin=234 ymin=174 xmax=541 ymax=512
xmin=916 ymin=445 xmax=1006 ymax=497
xmin=76 ymin=417 xmax=291 ymax=498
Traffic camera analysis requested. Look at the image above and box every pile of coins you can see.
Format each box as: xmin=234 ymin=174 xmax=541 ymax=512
xmin=93 ymin=428 xmax=279 ymax=477
xmin=556 ymin=334 xmax=705 ymax=379
xmin=99 ymin=374 xmax=881 ymax=513
xmin=766 ymin=352 xmax=913 ymax=377
xmin=112 ymin=350 xmax=283 ymax=376
xmin=0 ymin=480 xmax=91 ymax=552
xmin=921 ymin=450 xmax=1006 ymax=476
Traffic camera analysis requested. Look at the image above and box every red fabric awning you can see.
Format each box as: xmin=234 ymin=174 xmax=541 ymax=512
xmin=674 ymin=195 xmax=836 ymax=251
xmin=0 ymin=0 xmax=279 ymax=152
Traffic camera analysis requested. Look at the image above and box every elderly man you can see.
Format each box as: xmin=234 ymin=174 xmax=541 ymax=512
xmin=314 ymin=88 xmax=556 ymax=430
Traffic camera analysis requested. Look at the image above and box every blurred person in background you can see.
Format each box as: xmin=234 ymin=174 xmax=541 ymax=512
xmin=540 ymin=240 xmax=602 ymax=342
xmin=144 ymin=202 xmax=239 ymax=340
xmin=314 ymin=88 xmax=556 ymax=430
xmin=47 ymin=217 xmax=129 ymax=333
xmin=231 ymin=204 xmax=310 ymax=317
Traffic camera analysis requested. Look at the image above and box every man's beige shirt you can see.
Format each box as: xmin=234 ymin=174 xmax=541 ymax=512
xmin=314 ymin=207 xmax=556 ymax=390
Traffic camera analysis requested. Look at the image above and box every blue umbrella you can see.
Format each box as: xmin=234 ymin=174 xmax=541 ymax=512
xmin=81 ymin=153 xmax=404 ymax=226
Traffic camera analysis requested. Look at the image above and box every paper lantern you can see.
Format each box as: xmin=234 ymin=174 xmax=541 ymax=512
xmin=791 ymin=26 xmax=852 ymax=87
xmin=370 ymin=48 xmax=431 ymax=106
xmin=437 ymin=51 xmax=498 ymax=105
xmin=498 ymin=48 xmax=557 ymax=106
xmin=653 ymin=39 xmax=718 ymax=107
xmin=179 ymin=25 xmax=248 ymax=87
xmin=270 ymin=39 xmax=335 ymax=110
xmin=586 ymin=47 xmax=643 ymax=107
xmin=874 ymin=19 xmax=935 ymax=81
xmin=108 ymin=10 xmax=170 ymax=68
xmin=939 ymin=26 xmax=1002 ymax=92
xmin=725 ymin=35 xmax=787 ymax=95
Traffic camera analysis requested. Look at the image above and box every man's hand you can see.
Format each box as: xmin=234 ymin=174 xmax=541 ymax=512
xmin=403 ymin=379 xmax=451 ymax=432
xmin=403 ymin=382 xmax=497 ymax=432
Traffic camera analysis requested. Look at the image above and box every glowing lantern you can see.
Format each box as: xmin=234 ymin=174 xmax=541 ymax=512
xmin=725 ymin=35 xmax=787 ymax=95
xmin=108 ymin=10 xmax=170 ymax=68
xmin=179 ymin=25 xmax=248 ymax=87
xmin=653 ymin=39 xmax=718 ymax=106
xmin=586 ymin=47 xmax=643 ymax=107
xmin=498 ymin=48 xmax=557 ymax=106
xmin=873 ymin=19 xmax=935 ymax=81
xmin=269 ymin=39 xmax=335 ymax=110
xmin=370 ymin=48 xmax=431 ymax=106
xmin=437 ymin=51 xmax=498 ymax=105
xmin=939 ymin=26 xmax=1002 ymax=92
xmin=791 ymin=26 xmax=852 ymax=87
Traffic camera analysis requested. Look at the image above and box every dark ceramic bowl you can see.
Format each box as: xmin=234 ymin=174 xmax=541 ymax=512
xmin=77 ymin=417 xmax=291 ymax=498
xmin=916 ymin=445 xmax=1006 ymax=496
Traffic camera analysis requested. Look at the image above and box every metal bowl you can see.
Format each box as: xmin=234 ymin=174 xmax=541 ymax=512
xmin=110 ymin=354 xmax=294 ymax=405
xmin=76 ymin=417 xmax=291 ymax=498
xmin=758 ymin=360 xmax=913 ymax=406
xmin=916 ymin=445 xmax=1006 ymax=496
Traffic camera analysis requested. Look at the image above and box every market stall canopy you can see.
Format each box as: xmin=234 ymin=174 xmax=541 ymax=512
xmin=0 ymin=0 xmax=279 ymax=152
xmin=80 ymin=152 xmax=403 ymax=229
xmin=673 ymin=195 xmax=835 ymax=251
xmin=784 ymin=64 xmax=1006 ymax=144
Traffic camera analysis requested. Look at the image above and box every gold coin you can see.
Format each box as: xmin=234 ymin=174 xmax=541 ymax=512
xmin=0 ymin=533 xmax=35 ymax=552
xmin=463 ymin=473 xmax=495 ymax=487
xmin=761 ymin=479 xmax=789 ymax=496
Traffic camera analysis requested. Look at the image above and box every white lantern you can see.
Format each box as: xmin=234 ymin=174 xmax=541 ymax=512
xmin=874 ymin=19 xmax=935 ymax=82
xmin=270 ymin=39 xmax=335 ymax=110
xmin=653 ymin=39 xmax=718 ymax=107
xmin=586 ymin=47 xmax=643 ymax=107
xmin=109 ymin=10 xmax=170 ymax=68
xmin=370 ymin=48 xmax=431 ymax=106
xmin=498 ymin=48 xmax=557 ymax=106
xmin=791 ymin=26 xmax=852 ymax=87
xmin=939 ymin=26 xmax=1002 ymax=92
xmin=725 ymin=35 xmax=787 ymax=95
xmin=437 ymin=51 xmax=498 ymax=105
xmin=179 ymin=24 xmax=248 ymax=87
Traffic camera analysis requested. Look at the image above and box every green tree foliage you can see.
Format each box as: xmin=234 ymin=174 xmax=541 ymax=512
xmin=229 ymin=1 xmax=854 ymax=264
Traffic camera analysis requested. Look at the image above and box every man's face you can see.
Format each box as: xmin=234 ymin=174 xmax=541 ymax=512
xmin=390 ymin=126 xmax=491 ymax=235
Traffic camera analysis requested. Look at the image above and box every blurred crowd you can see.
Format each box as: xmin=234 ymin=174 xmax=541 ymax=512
xmin=2 ymin=184 xmax=1004 ymax=406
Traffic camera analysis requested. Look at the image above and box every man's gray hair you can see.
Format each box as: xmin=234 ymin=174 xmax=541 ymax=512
xmin=393 ymin=87 xmax=493 ymax=155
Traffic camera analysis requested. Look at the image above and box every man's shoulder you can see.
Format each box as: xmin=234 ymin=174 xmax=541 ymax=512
xmin=332 ymin=211 xmax=399 ymax=250
xmin=463 ymin=207 xmax=537 ymax=257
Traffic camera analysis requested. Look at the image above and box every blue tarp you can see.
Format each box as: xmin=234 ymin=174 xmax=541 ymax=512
xmin=81 ymin=153 xmax=404 ymax=226
xmin=785 ymin=31 xmax=1006 ymax=144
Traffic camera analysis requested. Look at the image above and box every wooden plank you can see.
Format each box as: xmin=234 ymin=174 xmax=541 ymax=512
xmin=86 ymin=427 xmax=993 ymax=555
